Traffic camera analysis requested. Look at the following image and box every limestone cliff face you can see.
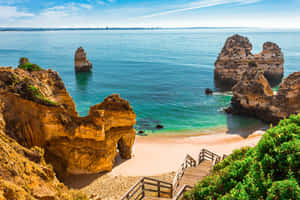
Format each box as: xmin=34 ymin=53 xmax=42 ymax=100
xmin=215 ymin=34 xmax=284 ymax=90
xmin=0 ymin=66 xmax=136 ymax=176
xmin=227 ymin=64 xmax=300 ymax=124
xmin=75 ymin=47 xmax=92 ymax=73
xmin=0 ymin=106 xmax=88 ymax=200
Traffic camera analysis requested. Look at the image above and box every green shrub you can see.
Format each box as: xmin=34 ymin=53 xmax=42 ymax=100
xmin=20 ymin=79 xmax=56 ymax=106
xmin=18 ymin=63 xmax=42 ymax=72
xmin=186 ymin=115 xmax=300 ymax=200
xmin=267 ymin=179 xmax=300 ymax=200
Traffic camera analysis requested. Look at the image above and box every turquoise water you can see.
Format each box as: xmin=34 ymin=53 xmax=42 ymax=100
xmin=0 ymin=28 xmax=299 ymax=135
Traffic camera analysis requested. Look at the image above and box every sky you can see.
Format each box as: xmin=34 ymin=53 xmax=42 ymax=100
xmin=0 ymin=0 xmax=299 ymax=28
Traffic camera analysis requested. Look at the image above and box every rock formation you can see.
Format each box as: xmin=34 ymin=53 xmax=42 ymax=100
xmin=19 ymin=57 xmax=30 ymax=66
xmin=0 ymin=113 xmax=88 ymax=200
xmin=215 ymin=34 xmax=284 ymax=90
xmin=0 ymin=66 xmax=136 ymax=176
xmin=75 ymin=47 xmax=92 ymax=73
xmin=226 ymin=62 xmax=300 ymax=124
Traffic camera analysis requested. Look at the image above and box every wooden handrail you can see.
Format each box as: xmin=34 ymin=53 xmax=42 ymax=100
xmin=198 ymin=149 xmax=222 ymax=165
xmin=121 ymin=177 xmax=173 ymax=200
xmin=173 ymin=185 xmax=193 ymax=200
xmin=121 ymin=149 xmax=227 ymax=200
xmin=172 ymin=154 xmax=197 ymax=195
xmin=120 ymin=177 xmax=144 ymax=200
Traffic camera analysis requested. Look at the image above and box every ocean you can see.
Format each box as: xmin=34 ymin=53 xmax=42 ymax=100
xmin=0 ymin=28 xmax=299 ymax=136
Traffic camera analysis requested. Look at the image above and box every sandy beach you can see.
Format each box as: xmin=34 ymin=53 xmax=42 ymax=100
xmin=111 ymin=130 xmax=264 ymax=176
xmin=65 ymin=130 xmax=265 ymax=199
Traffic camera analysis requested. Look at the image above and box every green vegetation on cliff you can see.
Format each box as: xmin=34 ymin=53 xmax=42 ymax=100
xmin=18 ymin=63 xmax=42 ymax=72
xmin=185 ymin=115 xmax=300 ymax=200
xmin=20 ymin=78 xmax=56 ymax=106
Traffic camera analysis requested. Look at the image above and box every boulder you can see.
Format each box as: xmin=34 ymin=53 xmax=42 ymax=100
xmin=215 ymin=34 xmax=284 ymax=90
xmin=156 ymin=124 xmax=164 ymax=129
xmin=75 ymin=47 xmax=92 ymax=73
xmin=205 ymin=88 xmax=213 ymax=95
xmin=227 ymin=62 xmax=300 ymax=124
xmin=19 ymin=57 xmax=30 ymax=66
xmin=0 ymin=66 xmax=136 ymax=176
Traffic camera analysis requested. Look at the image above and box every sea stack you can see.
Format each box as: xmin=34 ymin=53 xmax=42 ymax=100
xmin=214 ymin=34 xmax=284 ymax=90
xmin=74 ymin=47 xmax=92 ymax=73
xmin=0 ymin=66 xmax=136 ymax=176
xmin=226 ymin=62 xmax=300 ymax=124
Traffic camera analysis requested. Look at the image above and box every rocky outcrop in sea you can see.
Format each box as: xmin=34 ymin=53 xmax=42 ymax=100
xmin=0 ymin=65 xmax=136 ymax=177
xmin=226 ymin=62 xmax=300 ymax=124
xmin=215 ymin=34 xmax=284 ymax=90
xmin=75 ymin=47 xmax=92 ymax=73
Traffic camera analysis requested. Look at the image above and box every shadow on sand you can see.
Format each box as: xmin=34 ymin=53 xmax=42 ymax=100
xmin=225 ymin=113 xmax=269 ymax=138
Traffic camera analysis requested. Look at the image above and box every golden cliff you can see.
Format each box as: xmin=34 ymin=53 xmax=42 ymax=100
xmin=0 ymin=66 xmax=136 ymax=176
xmin=215 ymin=34 xmax=284 ymax=90
xmin=226 ymin=62 xmax=300 ymax=124
xmin=0 ymin=105 xmax=88 ymax=200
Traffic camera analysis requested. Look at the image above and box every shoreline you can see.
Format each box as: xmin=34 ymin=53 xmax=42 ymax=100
xmin=111 ymin=129 xmax=265 ymax=177
xmin=65 ymin=129 xmax=266 ymax=199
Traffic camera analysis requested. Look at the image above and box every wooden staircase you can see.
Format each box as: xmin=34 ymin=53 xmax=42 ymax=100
xmin=174 ymin=160 xmax=212 ymax=195
xmin=121 ymin=149 xmax=228 ymax=200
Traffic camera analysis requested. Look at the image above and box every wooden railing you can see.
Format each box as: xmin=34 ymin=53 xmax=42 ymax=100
xmin=120 ymin=177 xmax=173 ymax=200
xmin=121 ymin=149 xmax=226 ymax=200
xmin=173 ymin=185 xmax=193 ymax=200
xmin=172 ymin=154 xmax=196 ymax=195
xmin=198 ymin=149 xmax=221 ymax=165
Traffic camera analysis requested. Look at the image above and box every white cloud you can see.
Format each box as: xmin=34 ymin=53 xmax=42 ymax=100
xmin=96 ymin=1 xmax=105 ymax=5
xmin=79 ymin=4 xmax=93 ymax=9
xmin=142 ymin=0 xmax=261 ymax=18
xmin=40 ymin=2 xmax=93 ymax=17
xmin=0 ymin=6 xmax=33 ymax=19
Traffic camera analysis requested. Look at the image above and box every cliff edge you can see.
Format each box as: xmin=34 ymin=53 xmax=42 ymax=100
xmin=0 ymin=65 xmax=136 ymax=177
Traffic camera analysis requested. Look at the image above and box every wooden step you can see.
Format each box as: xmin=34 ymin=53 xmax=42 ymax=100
xmin=175 ymin=160 xmax=212 ymax=194
xmin=143 ymin=197 xmax=171 ymax=200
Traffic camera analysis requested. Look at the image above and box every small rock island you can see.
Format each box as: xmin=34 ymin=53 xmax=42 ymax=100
xmin=75 ymin=47 xmax=92 ymax=73
xmin=215 ymin=34 xmax=284 ymax=90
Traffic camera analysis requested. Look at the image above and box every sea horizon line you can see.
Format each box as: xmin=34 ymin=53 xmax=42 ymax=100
xmin=1 ymin=27 xmax=299 ymax=32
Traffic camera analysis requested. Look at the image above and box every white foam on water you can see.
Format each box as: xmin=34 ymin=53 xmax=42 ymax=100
xmin=213 ymin=91 xmax=233 ymax=97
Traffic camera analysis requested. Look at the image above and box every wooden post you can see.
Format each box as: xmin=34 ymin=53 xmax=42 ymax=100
xmin=141 ymin=178 xmax=145 ymax=198
xmin=171 ymin=183 xmax=173 ymax=198
xmin=158 ymin=181 xmax=161 ymax=197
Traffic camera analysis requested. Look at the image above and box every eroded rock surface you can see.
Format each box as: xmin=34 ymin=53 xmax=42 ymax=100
xmin=0 ymin=66 xmax=136 ymax=176
xmin=226 ymin=63 xmax=300 ymax=124
xmin=75 ymin=47 xmax=92 ymax=73
xmin=215 ymin=34 xmax=284 ymax=90
xmin=0 ymin=112 xmax=88 ymax=200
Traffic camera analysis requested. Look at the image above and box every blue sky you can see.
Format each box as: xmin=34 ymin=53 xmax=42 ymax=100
xmin=0 ymin=0 xmax=299 ymax=28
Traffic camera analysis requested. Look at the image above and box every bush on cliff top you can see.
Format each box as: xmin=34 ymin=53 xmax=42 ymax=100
xmin=185 ymin=115 xmax=300 ymax=200
xmin=18 ymin=62 xmax=42 ymax=72
xmin=20 ymin=78 xmax=56 ymax=106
